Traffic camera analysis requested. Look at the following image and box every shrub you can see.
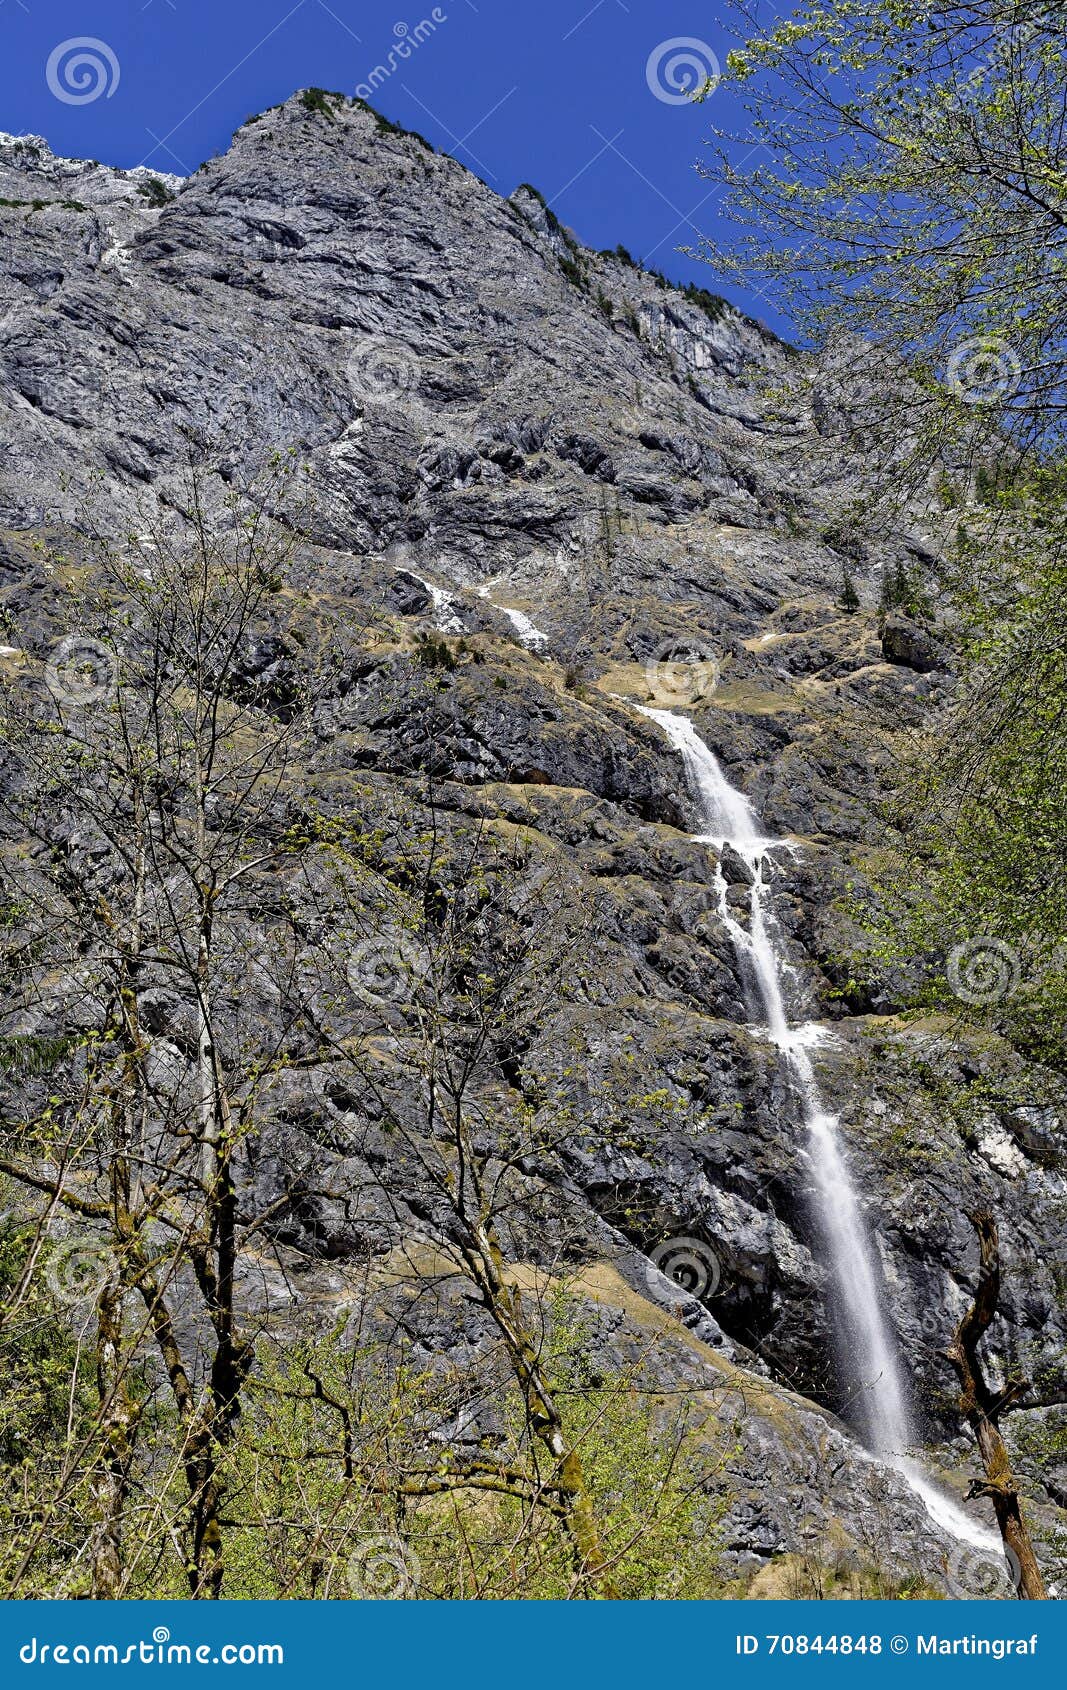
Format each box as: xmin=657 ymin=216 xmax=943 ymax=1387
xmin=300 ymin=87 xmax=344 ymax=121
xmin=414 ymin=632 xmax=456 ymax=671
xmin=879 ymin=559 xmax=931 ymax=622
xmin=682 ymin=281 xmax=729 ymax=323
xmin=137 ymin=176 xmax=174 ymax=208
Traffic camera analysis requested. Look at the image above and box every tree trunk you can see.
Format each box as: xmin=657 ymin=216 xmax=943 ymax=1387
xmin=88 ymin=1279 xmax=133 ymax=1599
xmin=467 ymin=1219 xmax=619 ymax=1598
xmin=946 ymin=1211 xmax=1047 ymax=1600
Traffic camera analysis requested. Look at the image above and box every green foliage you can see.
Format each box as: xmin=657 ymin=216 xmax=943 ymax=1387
xmin=519 ymin=185 xmax=578 ymax=251
xmin=300 ymin=87 xmax=345 ymax=121
xmin=413 ymin=631 xmax=457 ymax=670
xmin=0 ymin=1223 xmax=93 ymax=1465
xmin=705 ymin=3 xmax=1067 ymax=1080
xmin=172 ymin=1337 xmax=408 ymax=1599
xmin=705 ymin=2 xmax=1067 ymax=466
xmin=515 ymin=185 xmax=591 ymax=290
xmin=974 ymin=464 xmax=1003 ymax=505
xmin=0 ymin=1220 xmax=101 ymax=1595
xmin=490 ymin=1289 xmax=723 ymax=1600
xmin=0 ymin=197 xmax=88 ymax=213
xmin=352 ymin=99 xmax=435 ymax=150
xmin=558 ymin=252 xmax=588 ymax=292
xmin=837 ymin=567 xmax=860 ymax=614
xmin=136 ymin=176 xmax=174 ymax=208
xmin=821 ymin=520 xmax=865 ymax=563
xmin=0 ymin=1034 xmax=77 ymax=1076
xmin=878 ymin=558 xmax=931 ymax=621
xmin=138 ymin=1293 xmax=725 ymax=1601
xmin=850 ymin=482 xmax=1067 ymax=1067
xmin=681 ymin=281 xmax=728 ymax=324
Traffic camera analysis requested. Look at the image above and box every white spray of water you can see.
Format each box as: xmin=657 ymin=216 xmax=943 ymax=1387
xmin=499 ymin=605 xmax=549 ymax=651
xmin=395 ymin=568 xmax=465 ymax=634
xmin=477 ymin=584 xmax=549 ymax=651
xmin=640 ymin=705 xmax=999 ymax=1554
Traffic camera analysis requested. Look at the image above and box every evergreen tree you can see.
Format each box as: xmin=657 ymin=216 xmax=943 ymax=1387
xmin=838 ymin=567 xmax=860 ymax=613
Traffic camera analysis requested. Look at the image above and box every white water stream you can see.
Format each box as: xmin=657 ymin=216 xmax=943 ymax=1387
xmin=476 ymin=584 xmax=549 ymax=651
xmin=640 ymin=706 xmax=999 ymax=1553
xmin=498 ymin=605 xmax=549 ymax=651
xmin=395 ymin=568 xmax=465 ymax=634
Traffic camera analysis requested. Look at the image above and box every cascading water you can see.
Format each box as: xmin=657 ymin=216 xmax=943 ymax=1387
xmin=476 ymin=584 xmax=549 ymax=651
xmin=640 ymin=706 xmax=999 ymax=1553
xmin=394 ymin=567 xmax=465 ymax=634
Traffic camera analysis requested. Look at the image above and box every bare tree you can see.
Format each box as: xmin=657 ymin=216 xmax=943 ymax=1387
xmin=0 ymin=458 xmax=334 ymax=1597
xmin=0 ymin=486 xmax=726 ymax=1601
xmin=288 ymin=755 xmax=673 ymax=1596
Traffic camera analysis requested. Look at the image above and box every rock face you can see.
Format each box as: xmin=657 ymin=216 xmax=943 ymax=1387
xmin=1 ymin=96 xmax=1064 ymax=1590
xmin=881 ymin=613 xmax=946 ymax=673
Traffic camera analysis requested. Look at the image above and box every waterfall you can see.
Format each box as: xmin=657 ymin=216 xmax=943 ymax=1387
xmin=476 ymin=585 xmax=549 ymax=651
xmin=640 ymin=706 xmax=999 ymax=1552
xmin=394 ymin=568 xmax=465 ymax=634
xmin=498 ymin=605 xmax=549 ymax=652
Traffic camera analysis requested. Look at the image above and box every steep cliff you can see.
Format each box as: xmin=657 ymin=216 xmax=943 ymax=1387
xmin=1 ymin=92 xmax=1064 ymax=1595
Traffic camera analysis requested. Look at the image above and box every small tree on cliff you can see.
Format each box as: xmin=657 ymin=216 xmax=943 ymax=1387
xmin=837 ymin=567 xmax=860 ymax=614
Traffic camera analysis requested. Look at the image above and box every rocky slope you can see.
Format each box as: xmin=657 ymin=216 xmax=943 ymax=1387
xmin=1 ymin=93 xmax=1065 ymax=1594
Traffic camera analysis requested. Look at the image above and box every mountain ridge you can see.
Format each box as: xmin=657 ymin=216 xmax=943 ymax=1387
xmin=1 ymin=88 xmax=1064 ymax=1596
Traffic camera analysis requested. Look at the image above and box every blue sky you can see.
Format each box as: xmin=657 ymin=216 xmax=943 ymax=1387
xmin=0 ymin=0 xmax=788 ymax=331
